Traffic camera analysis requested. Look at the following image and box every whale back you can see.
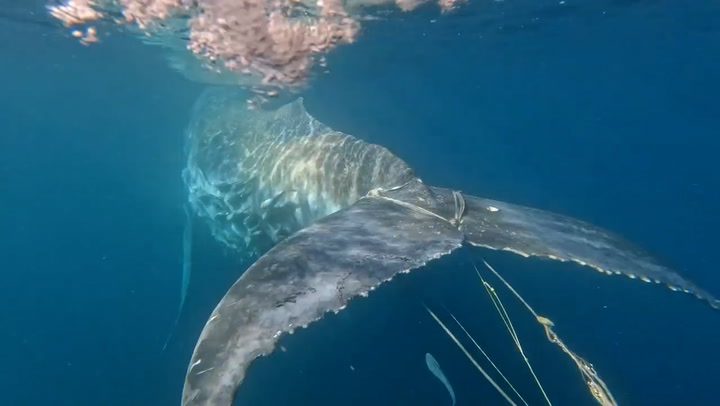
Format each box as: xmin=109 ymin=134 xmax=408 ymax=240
xmin=184 ymin=88 xmax=417 ymax=256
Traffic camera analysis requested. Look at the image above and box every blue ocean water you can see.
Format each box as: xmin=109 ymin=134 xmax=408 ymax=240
xmin=1 ymin=0 xmax=719 ymax=405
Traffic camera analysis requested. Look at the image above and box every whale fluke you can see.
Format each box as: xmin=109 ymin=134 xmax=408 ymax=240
xmin=183 ymin=183 xmax=464 ymax=405
xmin=180 ymin=90 xmax=718 ymax=405
xmin=457 ymin=192 xmax=720 ymax=310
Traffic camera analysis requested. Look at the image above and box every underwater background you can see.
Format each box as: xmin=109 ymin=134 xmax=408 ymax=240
xmin=2 ymin=0 xmax=719 ymax=405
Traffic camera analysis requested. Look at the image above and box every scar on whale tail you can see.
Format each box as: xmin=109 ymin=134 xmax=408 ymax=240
xmin=181 ymin=89 xmax=718 ymax=406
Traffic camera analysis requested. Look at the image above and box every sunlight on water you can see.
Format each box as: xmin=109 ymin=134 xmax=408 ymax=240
xmin=47 ymin=0 xmax=463 ymax=98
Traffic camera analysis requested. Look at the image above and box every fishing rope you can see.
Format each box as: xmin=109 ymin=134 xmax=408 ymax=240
xmin=425 ymin=306 xmax=518 ymax=406
xmin=367 ymin=185 xmax=467 ymax=229
xmin=480 ymin=259 xmax=618 ymax=406
xmin=472 ymin=262 xmax=552 ymax=406
xmin=447 ymin=312 xmax=530 ymax=406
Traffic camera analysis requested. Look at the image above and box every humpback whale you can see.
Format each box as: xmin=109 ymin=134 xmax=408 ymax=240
xmin=181 ymin=88 xmax=719 ymax=405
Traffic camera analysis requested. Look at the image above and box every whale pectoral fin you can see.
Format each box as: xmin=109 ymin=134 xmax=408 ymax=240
xmin=460 ymin=194 xmax=720 ymax=309
xmin=183 ymin=196 xmax=464 ymax=406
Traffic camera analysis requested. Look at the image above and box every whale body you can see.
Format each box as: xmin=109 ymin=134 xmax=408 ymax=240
xmin=181 ymin=88 xmax=719 ymax=405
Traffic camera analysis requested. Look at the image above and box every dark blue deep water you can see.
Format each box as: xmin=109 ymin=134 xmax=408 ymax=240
xmin=2 ymin=0 xmax=719 ymax=405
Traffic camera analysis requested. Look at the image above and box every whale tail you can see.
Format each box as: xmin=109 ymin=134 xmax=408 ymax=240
xmin=454 ymin=188 xmax=720 ymax=310
xmin=181 ymin=181 xmax=717 ymax=405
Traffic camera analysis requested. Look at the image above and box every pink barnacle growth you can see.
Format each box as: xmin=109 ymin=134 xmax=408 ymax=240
xmin=438 ymin=0 xmax=465 ymax=13
xmin=48 ymin=0 xmax=103 ymax=27
xmin=119 ymin=0 xmax=188 ymax=29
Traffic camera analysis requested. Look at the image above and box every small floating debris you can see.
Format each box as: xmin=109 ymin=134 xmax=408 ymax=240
xmin=425 ymin=353 xmax=456 ymax=406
